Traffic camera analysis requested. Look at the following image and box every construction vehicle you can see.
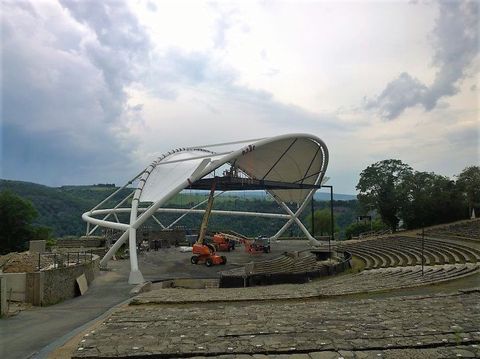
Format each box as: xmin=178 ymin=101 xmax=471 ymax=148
xmin=244 ymin=236 xmax=271 ymax=254
xmin=191 ymin=179 xmax=227 ymax=267
xmin=212 ymin=233 xmax=237 ymax=252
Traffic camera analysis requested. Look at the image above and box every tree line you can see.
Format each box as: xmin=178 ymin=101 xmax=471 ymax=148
xmin=0 ymin=191 xmax=54 ymax=254
xmin=1 ymin=162 xmax=478 ymax=254
xmin=356 ymin=160 xmax=479 ymax=232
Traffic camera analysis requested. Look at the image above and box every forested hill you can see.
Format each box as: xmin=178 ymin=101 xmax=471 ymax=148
xmin=0 ymin=179 xmax=359 ymax=238
xmin=0 ymin=180 xmax=128 ymax=236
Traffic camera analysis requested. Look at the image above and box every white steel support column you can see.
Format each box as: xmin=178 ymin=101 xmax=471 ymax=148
xmin=126 ymin=163 xmax=155 ymax=284
xmin=271 ymin=216 xmax=295 ymax=240
xmin=88 ymin=191 xmax=134 ymax=235
xmin=166 ymin=191 xmax=225 ymax=229
xmin=151 ymin=215 xmax=166 ymax=229
xmin=277 ymin=200 xmax=320 ymax=245
xmin=128 ymin=197 xmax=144 ymax=284
xmin=270 ymin=183 xmax=322 ymax=245
xmin=100 ymin=229 xmax=129 ymax=267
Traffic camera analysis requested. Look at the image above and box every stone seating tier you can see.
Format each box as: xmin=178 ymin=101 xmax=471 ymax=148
xmin=341 ymin=236 xmax=480 ymax=270
xmin=425 ymin=219 xmax=480 ymax=241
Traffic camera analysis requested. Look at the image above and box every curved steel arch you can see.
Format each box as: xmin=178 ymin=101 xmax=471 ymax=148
xmin=82 ymin=133 xmax=329 ymax=284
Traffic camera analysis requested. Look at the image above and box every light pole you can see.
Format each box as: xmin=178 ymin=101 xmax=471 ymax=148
xmin=421 ymin=227 xmax=425 ymax=277
xmin=311 ymin=198 xmax=315 ymax=238
xmin=321 ymin=185 xmax=334 ymax=255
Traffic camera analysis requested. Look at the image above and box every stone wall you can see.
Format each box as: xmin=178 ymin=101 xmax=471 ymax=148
xmin=56 ymin=238 xmax=105 ymax=248
xmin=26 ymin=256 xmax=100 ymax=306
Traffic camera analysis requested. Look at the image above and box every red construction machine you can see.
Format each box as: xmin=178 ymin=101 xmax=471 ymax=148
xmin=212 ymin=233 xmax=236 ymax=252
xmin=191 ymin=179 xmax=227 ymax=267
xmin=244 ymin=236 xmax=271 ymax=254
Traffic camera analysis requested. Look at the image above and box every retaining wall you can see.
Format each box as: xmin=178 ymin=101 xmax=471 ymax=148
xmin=0 ymin=272 xmax=27 ymax=301
xmin=220 ymin=251 xmax=352 ymax=288
xmin=0 ymin=277 xmax=6 ymax=316
xmin=56 ymin=238 xmax=105 ymax=248
xmin=26 ymin=256 xmax=100 ymax=306
xmin=43 ymin=256 xmax=99 ymax=305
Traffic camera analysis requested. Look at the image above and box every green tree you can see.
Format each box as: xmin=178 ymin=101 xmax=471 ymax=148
xmin=0 ymin=190 xmax=38 ymax=254
xmin=344 ymin=219 xmax=387 ymax=239
xmin=306 ymin=208 xmax=339 ymax=237
xmin=399 ymin=171 xmax=463 ymax=228
xmin=356 ymin=159 xmax=413 ymax=231
xmin=456 ymin=166 xmax=480 ymax=217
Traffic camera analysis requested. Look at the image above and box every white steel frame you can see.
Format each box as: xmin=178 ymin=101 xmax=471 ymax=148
xmin=82 ymin=133 xmax=329 ymax=284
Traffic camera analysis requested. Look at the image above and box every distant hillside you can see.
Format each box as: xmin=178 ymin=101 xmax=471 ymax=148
xmin=0 ymin=179 xmax=358 ymax=238
xmin=0 ymin=179 xmax=128 ymax=237
xmin=216 ymin=191 xmax=356 ymax=201
xmin=314 ymin=192 xmax=356 ymax=201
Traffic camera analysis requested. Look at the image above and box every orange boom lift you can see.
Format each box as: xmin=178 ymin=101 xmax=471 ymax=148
xmin=190 ymin=178 xmax=227 ymax=267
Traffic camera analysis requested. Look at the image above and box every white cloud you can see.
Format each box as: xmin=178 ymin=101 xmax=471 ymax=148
xmin=1 ymin=0 xmax=478 ymax=194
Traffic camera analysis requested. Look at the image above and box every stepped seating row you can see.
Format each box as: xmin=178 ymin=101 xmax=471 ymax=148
xmin=221 ymin=252 xmax=319 ymax=277
xmin=340 ymin=236 xmax=480 ymax=270
xmin=245 ymin=252 xmax=318 ymax=275
xmin=425 ymin=219 xmax=480 ymax=241
xmin=219 ymin=251 xmax=351 ymax=288
xmin=321 ymin=263 xmax=480 ymax=295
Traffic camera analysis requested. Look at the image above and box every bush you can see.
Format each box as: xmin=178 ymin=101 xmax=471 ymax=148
xmin=345 ymin=219 xmax=387 ymax=239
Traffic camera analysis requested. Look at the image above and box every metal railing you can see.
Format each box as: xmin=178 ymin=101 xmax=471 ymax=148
xmin=37 ymin=250 xmax=94 ymax=271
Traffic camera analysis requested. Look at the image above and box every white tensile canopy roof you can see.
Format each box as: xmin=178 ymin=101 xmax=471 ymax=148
xmin=139 ymin=135 xmax=328 ymax=204
xmin=82 ymin=133 xmax=329 ymax=284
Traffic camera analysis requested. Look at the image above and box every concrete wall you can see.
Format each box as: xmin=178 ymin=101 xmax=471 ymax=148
xmin=0 ymin=277 xmax=7 ymax=316
xmin=29 ymin=240 xmax=46 ymax=253
xmin=0 ymin=273 xmax=27 ymax=302
xmin=26 ymin=256 xmax=100 ymax=306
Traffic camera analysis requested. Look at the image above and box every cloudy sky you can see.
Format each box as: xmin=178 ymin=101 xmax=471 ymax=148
xmin=1 ymin=0 xmax=478 ymax=194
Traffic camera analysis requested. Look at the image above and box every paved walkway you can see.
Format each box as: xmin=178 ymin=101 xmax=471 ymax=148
xmin=73 ymin=289 xmax=480 ymax=358
xmin=0 ymin=261 xmax=133 ymax=359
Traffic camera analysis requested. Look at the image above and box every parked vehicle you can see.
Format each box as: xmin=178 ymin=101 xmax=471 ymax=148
xmin=245 ymin=236 xmax=271 ymax=254
xmin=212 ymin=233 xmax=236 ymax=252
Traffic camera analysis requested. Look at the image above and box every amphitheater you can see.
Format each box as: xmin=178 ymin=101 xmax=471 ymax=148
xmin=69 ymin=135 xmax=479 ymax=358
xmin=70 ymin=219 xmax=480 ymax=359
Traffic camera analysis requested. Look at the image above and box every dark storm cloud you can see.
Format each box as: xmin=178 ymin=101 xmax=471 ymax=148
xmin=1 ymin=0 xmax=151 ymax=185
xmin=1 ymin=123 xmax=132 ymax=185
xmin=1 ymin=0 xmax=350 ymax=187
xmin=60 ymin=0 xmax=151 ymax=119
xmin=366 ymin=1 xmax=479 ymax=120
xmin=366 ymin=73 xmax=429 ymax=120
